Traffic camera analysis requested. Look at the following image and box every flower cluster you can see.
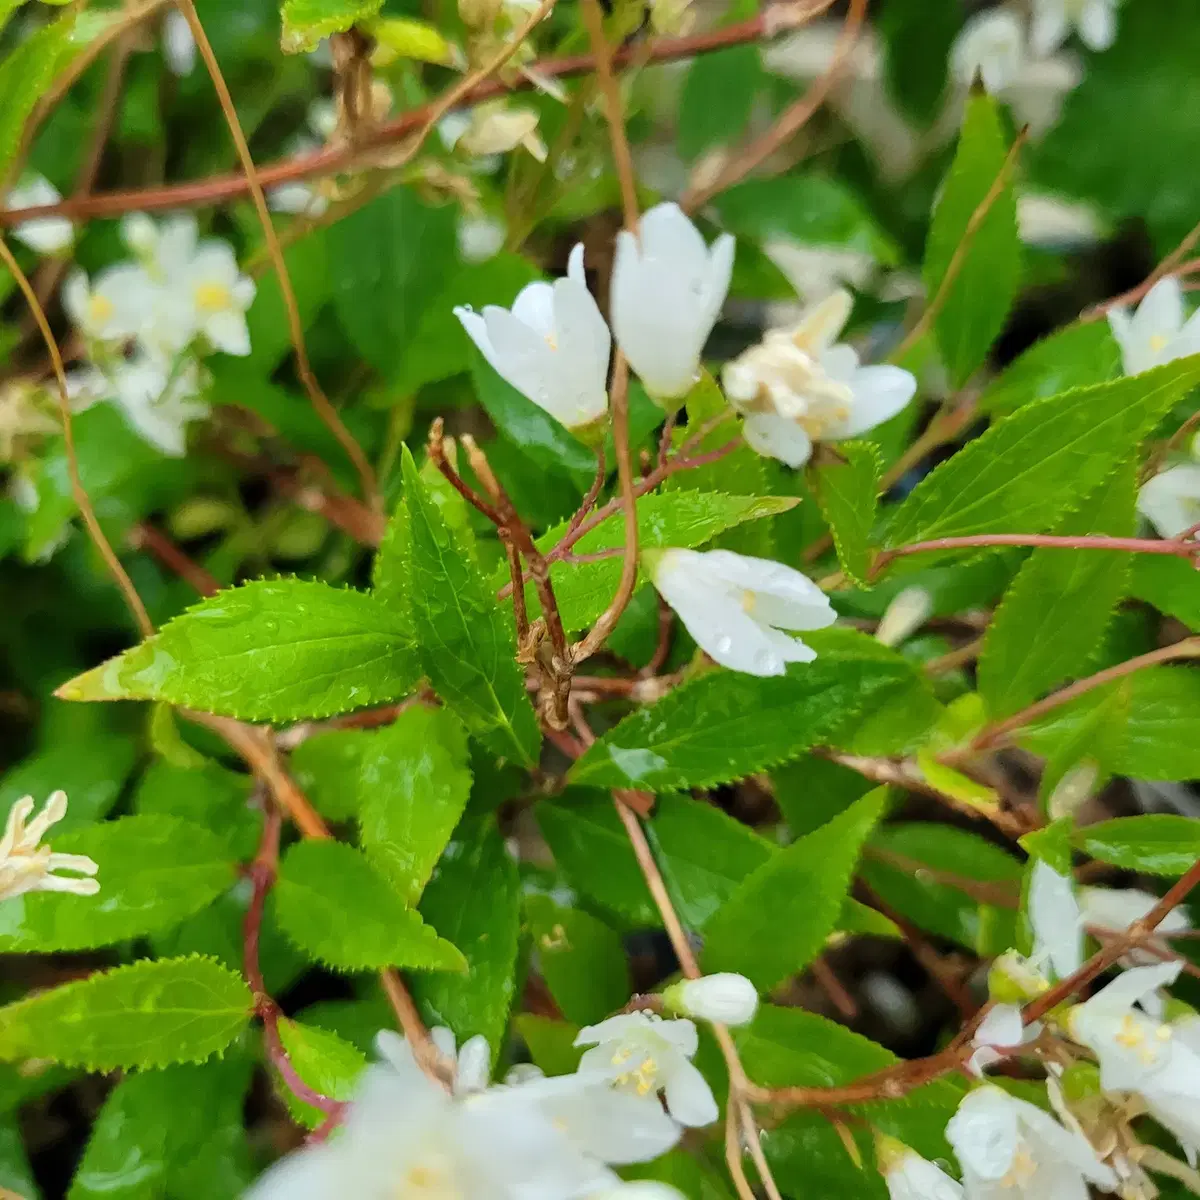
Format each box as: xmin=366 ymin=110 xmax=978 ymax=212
xmin=61 ymin=212 xmax=255 ymax=456
xmin=0 ymin=791 xmax=98 ymax=903
xmin=249 ymin=977 xmax=757 ymax=1199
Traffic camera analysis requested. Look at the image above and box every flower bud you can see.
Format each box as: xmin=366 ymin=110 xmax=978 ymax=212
xmin=876 ymin=1135 xmax=963 ymax=1200
xmin=875 ymin=586 xmax=933 ymax=647
xmin=988 ymin=950 xmax=1051 ymax=1004
xmin=664 ymin=973 xmax=759 ymax=1026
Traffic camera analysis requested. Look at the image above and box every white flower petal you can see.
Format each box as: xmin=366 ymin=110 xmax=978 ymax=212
xmin=694 ymin=549 xmax=836 ymax=631
xmin=824 ymin=364 xmax=917 ymax=438
xmin=204 ymin=309 xmax=251 ymax=356
xmin=510 ymin=280 xmax=557 ymax=337
xmin=1078 ymin=0 xmax=1117 ymax=51
xmin=1030 ymin=1 xmax=1070 ymax=56
xmin=1029 ymin=860 xmax=1083 ymax=979
xmin=946 ymin=1087 xmax=1022 ymax=1181
xmin=1139 ymin=464 xmax=1200 ymax=539
xmin=741 ymin=411 xmax=814 ymax=467
xmin=661 ymin=1058 xmax=717 ymax=1127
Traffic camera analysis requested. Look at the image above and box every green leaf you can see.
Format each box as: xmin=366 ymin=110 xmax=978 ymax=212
xmin=624 ymin=1150 xmax=735 ymax=1200
xmin=524 ymin=895 xmax=630 ymax=1026
xmin=513 ymin=1013 xmax=584 ymax=1076
xmin=58 ymin=579 xmax=420 ymax=722
xmin=329 ymin=188 xmax=457 ymax=372
xmin=402 ymin=448 xmax=540 ymax=766
xmin=359 ymin=706 xmax=472 ymax=903
xmin=0 ymin=815 xmax=235 ymax=953
xmin=568 ymin=654 xmax=911 ymax=791
xmin=979 ymin=321 xmax=1122 ymax=415
xmin=1074 ymin=815 xmax=1200 ymax=877
xmin=288 ymin=727 xmax=375 ymax=823
xmin=0 ymin=1115 xmax=37 ymax=1200
xmin=884 ymin=357 xmax=1200 ymax=552
xmin=0 ymin=12 xmax=74 ymax=182
xmin=811 ymin=441 xmax=883 ymax=585
xmin=773 ymin=755 xmax=874 ymax=838
xmin=1131 ymin=554 xmax=1200 ymax=630
xmin=923 ymin=93 xmax=1021 ymax=385
xmin=677 ymin=45 xmax=765 ymax=162
xmin=702 ymin=791 xmax=887 ymax=989
xmin=280 ymin=0 xmax=385 ymax=50
xmin=133 ymin=760 xmax=260 ymax=862
xmin=411 ymin=819 xmax=521 ymax=1054
xmin=1 ymin=735 xmax=139 ymax=830
xmin=273 ymin=840 xmax=466 ymax=973
xmin=276 ymin=1019 xmax=367 ymax=1127
xmin=0 ymin=957 xmax=252 ymax=1071
xmin=877 ymin=0 xmax=961 ymax=123
xmin=977 ymin=460 xmax=1136 ymax=718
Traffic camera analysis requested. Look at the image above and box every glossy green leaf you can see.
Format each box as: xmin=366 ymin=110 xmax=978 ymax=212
xmin=411 ymin=819 xmax=521 ymax=1054
xmin=287 ymin=728 xmax=374 ymax=823
xmin=678 ymin=45 xmax=765 ymax=161
xmin=281 ymin=0 xmax=385 ymax=51
xmin=0 ymin=12 xmax=73 ymax=182
xmin=1131 ymin=554 xmax=1200 ymax=630
xmin=0 ymin=956 xmax=252 ymax=1071
xmin=812 ymin=441 xmax=883 ymax=586
xmin=273 ymin=840 xmax=466 ymax=973
xmin=923 ymin=93 xmax=1021 ymax=385
xmin=524 ymin=895 xmax=629 ymax=1026
xmin=133 ymin=760 xmax=260 ymax=862
xmin=877 ymin=0 xmax=960 ymax=123
xmin=884 ymin=357 xmax=1200 ymax=552
xmin=1074 ymin=815 xmax=1200 ymax=877
xmin=0 ymin=815 xmax=235 ymax=953
xmin=359 ymin=705 xmax=472 ymax=903
xmin=276 ymin=1019 xmax=367 ymax=1127
xmin=58 ymin=579 xmax=420 ymax=722
xmin=773 ymin=755 xmax=874 ymax=838
xmin=703 ymin=791 xmax=887 ymax=989
xmin=514 ymin=1013 xmax=584 ymax=1076
xmin=402 ymin=448 xmax=540 ymax=766
xmin=978 ymin=459 xmax=1136 ymax=718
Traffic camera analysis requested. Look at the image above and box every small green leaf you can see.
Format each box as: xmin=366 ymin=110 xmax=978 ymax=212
xmin=288 ymin=728 xmax=374 ymax=823
xmin=133 ymin=760 xmax=260 ymax=862
xmin=0 ymin=1115 xmax=37 ymax=1200
xmin=411 ymin=819 xmax=521 ymax=1054
xmin=280 ymin=0 xmax=384 ymax=51
xmin=273 ymin=840 xmax=466 ymax=973
xmin=884 ymin=357 xmax=1200 ymax=553
xmin=0 ymin=12 xmax=74 ymax=182
xmin=524 ymin=896 xmax=630 ymax=1026
xmin=1 ymin=735 xmax=138 ymax=831
xmin=811 ymin=441 xmax=883 ymax=585
xmin=513 ymin=1014 xmax=584 ymax=1076
xmin=978 ymin=460 xmax=1137 ymax=718
xmin=923 ymin=93 xmax=1021 ymax=385
xmin=402 ymin=448 xmax=540 ymax=766
xmin=703 ymin=791 xmax=888 ymax=989
xmin=359 ymin=706 xmax=472 ymax=903
xmin=276 ymin=1019 xmax=368 ymax=1128
xmin=0 ymin=957 xmax=252 ymax=1071
xmin=0 ymin=815 xmax=235 ymax=953
xmin=58 ymin=579 xmax=420 ymax=722
xmin=1075 ymin=815 xmax=1200 ymax=877
xmin=677 ymin=45 xmax=765 ymax=162
xmin=1131 ymin=554 xmax=1200 ymax=630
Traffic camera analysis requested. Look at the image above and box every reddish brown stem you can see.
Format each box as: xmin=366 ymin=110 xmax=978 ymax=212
xmin=129 ymin=523 xmax=220 ymax=597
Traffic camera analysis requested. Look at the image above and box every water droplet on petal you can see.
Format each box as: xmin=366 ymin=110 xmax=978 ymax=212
xmin=715 ymin=635 xmax=734 ymax=655
xmin=753 ymin=648 xmax=781 ymax=674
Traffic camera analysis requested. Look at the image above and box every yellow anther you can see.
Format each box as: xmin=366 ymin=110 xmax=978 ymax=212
xmin=740 ymin=590 xmax=757 ymax=614
xmin=194 ymin=281 xmax=232 ymax=312
xmin=1000 ymin=1146 xmax=1037 ymax=1189
xmin=611 ymin=1046 xmax=633 ymax=1066
xmin=1149 ymin=332 xmax=1169 ymax=354
xmin=88 ymin=294 xmax=115 ymax=324
xmin=1116 ymin=1014 xmax=1146 ymax=1049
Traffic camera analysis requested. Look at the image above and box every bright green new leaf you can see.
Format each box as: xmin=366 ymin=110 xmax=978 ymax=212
xmin=276 ymin=1019 xmax=367 ymax=1128
xmin=923 ymin=93 xmax=1021 ymax=385
xmin=273 ymin=840 xmax=466 ymax=973
xmin=411 ymin=819 xmax=521 ymax=1055
xmin=884 ymin=357 xmax=1200 ymax=553
xmin=811 ymin=441 xmax=883 ymax=585
xmin=1074 ymin=815 xmax=1200 ymax=877
xmin=286 ymin=728 xmax=375 ymax=823
xmin=281 ymin=0 xmax=385 ymax=53
xmin=402 ymin=448 xmax=540 ymax=765
xmin=0 ymin=957 xmax=252 ymax=1071
xmin=0 ymin=12 xmax=74 ymax=182
xmin=0 ymin=815 xmax=235 ymax=953
xmin=702 ymin=791 xmax=888 ymax=989
xmin=57 ymin=579 xmax=420 ymax=722
xmin=359 ymin=706 xmax=472 ymax=903
xmin=978 ymin=460 xmax=1136 ymax=718
xmin=133 ymin=760 xmax=260 ymax=862
xmin=524 ymin=895 xmax=630 ymax=1026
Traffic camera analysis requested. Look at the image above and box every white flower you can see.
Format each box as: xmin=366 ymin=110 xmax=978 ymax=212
xmin=1079 ymin=886 xmax=1190 ymax=964
xmin=454 ymin=244 xmax=611 ymax=431
xmin=1030 ymin=0 xmax=1120 ymax=56
xmin=248 ymin=1030 xmax=633 ymax=1200
xmin=268 ymin=181 xmax=328 ymax=218
xmin=173 ymin=240 xmax=256 ymax=357
xmin=162 ymin=9 xmax=197 ymax=76
xmin=1016 ymin=194 xmax=1102 ymax=251
xmin=431 ymin=1025 xmax=492 ymax=1095
xmin=763 ymin=239 xmax=875 ymax=305
xmin=1138 ymin=463 xmax=1200 ymax=540
xmin=646 ymin=547 xmax=837 ymax=677
xmin=109 ymin=355 xmax=210 ymax=457
xmin=459 ymin=213 xmax=506 ymax=263
xmin=665 ymin=973 xmax=759 ymax=1026
xmin=1028 ymin=860 xmax=1083 ymax=981
xmin=722 ymin=290 xmax=917 ymax=468
xmin=574 ymin=1011 xmax=717 ymax=1128
xmin=0 ymin=791 xmax=99 ymax=901
xmin=950 ymin=9 xmax=1027 ymax=95
xmin=1108 ymin=277 xmax=1200 ymax=377
xmin=590 ymin=1187 xmax=685 ymax=1200
xmin=449 ymin=101 xmax=547 ymax=162
xmin=945 ymin=1086 xmax=1117 ymax=1199
xmin=876 ymin=1137 xmax=964 ymax=1200
xmin=610 ymin=202 xmax=735 ymax=402
xmin=63 ymin=265 xmax=155 ymax=345
xmin=875 ymin=586 xmax=932 ymax=648
xmin=967 ymin=1003 xmax=1039 ymax=1077
xmin=6 ymin=175 xmax=73 ymax=255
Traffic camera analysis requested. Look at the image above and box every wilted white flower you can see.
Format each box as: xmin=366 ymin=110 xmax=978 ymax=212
xmin=444 ymin=101 xmax=547 ymax=162
xmin=0 ymin=380 xmax=59 ymax=462
xmin=0 ymin=791 xmax=99 ymax=901
xmin=268 ymin=181 xmax=328 ymax=218
xmin=610 ymin=202 xmax=735 ymax=402
xmin=162 ymin=9 xmax=197 ymax=76
xmin=945 ymin=1085 xmax=1117 ymax=1199
xmin=664 ymin=973 xmax=758 ymax=1026
xmin=574 ymin=1011 xmax=717 ymax=1128
xmin=950 ymin=9 xmax=1027 ymax=94
xmin=1028 ymin=859 xmax=1083 ymax=981
xmin=876 ymin=1136 xmax=964 ymax=1200
xmin=6 ymin=175 xmax=73 ymax=255
xmin=63 ymin=265 xmax=154 ymax=345
xmin=1030 ymin=0 xmax=1120 ymax=56
xmin=967 ymin=1003 xmax=1039 ymax=1077
xmin=109 ymin=356 xmax=210 ymax=457
xmin=764 ymin=239 xmax=876 ymax=307
xmin=1138 ymin=462 xmax=1200 ymax=541
xmin=455 ymin=244 xmax=611 ymax=431
xmin=1108 ymin=277 xmax=1200 ymax=377
xmin=722 ymin=290 xmax=917 ymax=468
xmin=646 ymin=547 xmax=836 ymax=677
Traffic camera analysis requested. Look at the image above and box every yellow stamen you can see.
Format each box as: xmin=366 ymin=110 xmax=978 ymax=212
xmin=1149 ymin=332 xmax=1169 ymax=353
xmin=741 ymin=590 xmax=757 ymax=614
xmin=88 ymin=294 xmax=115 ymax=325
xmin=194 ymin=281 xmax=232 ymax=312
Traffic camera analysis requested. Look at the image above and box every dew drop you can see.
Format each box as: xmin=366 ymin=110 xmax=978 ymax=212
xmin=715 ymin=635 xmax=733 ymax=655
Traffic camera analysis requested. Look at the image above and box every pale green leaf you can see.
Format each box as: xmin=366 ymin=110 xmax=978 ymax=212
xmin=57 ymin=579 xmax=420 ymax=722
xmin=1074 ymin=816 xmax=1200 ymax=877
xmin=812 ymin=441 xmax=883 ymax=586
xmin=0 ymin=13 xmax=74 ymax=182
xmin=0 ymin=1115 xmax=37 ymax=1200
xmin=0 ymin=957 xmax=252 ymax=1071
xmin=281 ymin=0 xmax=385 ymax=53
xmin=133 ymin=760 xmax=260 ymax=862
xmin=276 ymin=1019 xmax=367 ymax=1128
xmin=273 ymin=840 xmax=466 ymax=973
xmin=703 ymin=791 xmax=888 ymax=989
xmin=1131 ymin=554 xmax=1200 ymax=630
xmin=288 ymin=728 xmax=374 ymax=823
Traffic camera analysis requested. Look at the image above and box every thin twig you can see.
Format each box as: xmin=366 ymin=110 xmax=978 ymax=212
xmin=563 ymin=447 xmax=608 ymax=541
xmin=725 ymin=1102 xmax=757 ymax=1200
xmin=809 ymin=956 xmax=859 ymax=1020
xmin=129 ymin=523 xmax=220 ymax=596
